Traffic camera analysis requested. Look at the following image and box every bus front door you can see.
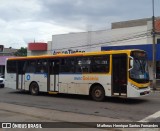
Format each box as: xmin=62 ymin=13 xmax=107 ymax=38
xmin=112 ymin=54 xmax=127 ymax=96
xmin=48 ymin=60 xmax=59 ymax=92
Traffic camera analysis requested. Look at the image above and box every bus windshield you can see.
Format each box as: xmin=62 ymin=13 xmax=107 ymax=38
xmin=130 ymin=51 xmax=149 ymax=83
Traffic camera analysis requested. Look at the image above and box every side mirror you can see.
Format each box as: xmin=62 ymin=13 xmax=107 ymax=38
xmin=129 ymin=56 xmax=134 ymax=71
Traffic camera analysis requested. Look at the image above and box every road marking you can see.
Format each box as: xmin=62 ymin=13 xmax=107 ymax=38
xmin=139 ymin=110 xmax=160 ymax=122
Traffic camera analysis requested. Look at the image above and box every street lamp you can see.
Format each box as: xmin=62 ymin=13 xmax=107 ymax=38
xmin=152 ymin=0 xmax=156 ymax=90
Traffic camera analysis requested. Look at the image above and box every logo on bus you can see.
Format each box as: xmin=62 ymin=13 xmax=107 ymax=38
xmin=74 ymin=76 xmax=99 ymax=81
xmin=26 ymin=75 xmax=30 ymax=80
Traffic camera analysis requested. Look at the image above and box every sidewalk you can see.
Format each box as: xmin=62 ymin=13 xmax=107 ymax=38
xmin=0 ymin=102 xmax=130 ymax=131
xmin=0 ymin=103 xmax=159 ymax=131
xmin=0 ymin=102 xmax=130 ymax=123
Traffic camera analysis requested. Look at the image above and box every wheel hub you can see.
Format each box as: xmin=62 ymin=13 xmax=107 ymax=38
xmin=95 ymin=90 xmax=102 ymax=97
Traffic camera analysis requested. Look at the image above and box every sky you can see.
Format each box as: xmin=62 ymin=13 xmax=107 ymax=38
xmin=0 ymin=0 xmax=159 ymax=48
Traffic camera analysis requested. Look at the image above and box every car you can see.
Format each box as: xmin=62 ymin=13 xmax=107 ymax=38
xmin=0 ymin=75 xmax=5 ymax=88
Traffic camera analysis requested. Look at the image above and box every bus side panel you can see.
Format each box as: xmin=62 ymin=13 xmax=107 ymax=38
xmin=34 ymin=74 xmax=47 ymax=92
xmin=59 ymin=74 xmax=89 ymax=95
xmin=59 ymin=74 xmax=77 ymax=94
xmin=103 ymin=75 xmax=112 ymax=96
xmin=24 ymin=74 xmax=47 ymax=92
xmin=5 ymin=73 xmax=16 ymax=89
xmin=85 ymin=74 xmax=112 ymax=97
xmin=24 ymin=74 xmax=34 ymax=91
xmin=59 ymin=83 xmax=68 ymax=93
xmin=58 ymin=74 xmax=112 ymax=96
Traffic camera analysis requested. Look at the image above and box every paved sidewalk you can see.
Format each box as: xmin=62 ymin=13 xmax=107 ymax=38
xmin=0 ymin=102 xmax=130 ymax=131
xmin=0 ymin=102 xmax=159 ymax=131
xmin=0 ymin=102 xmax=130 ymax=123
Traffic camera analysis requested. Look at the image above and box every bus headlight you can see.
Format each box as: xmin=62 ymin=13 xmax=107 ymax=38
xmin=131 ymin=84 xmax=139 ymax=90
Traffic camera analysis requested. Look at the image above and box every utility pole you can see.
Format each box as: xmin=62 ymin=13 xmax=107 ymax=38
xmin=152 ymin=0 xmax=156 ymax=90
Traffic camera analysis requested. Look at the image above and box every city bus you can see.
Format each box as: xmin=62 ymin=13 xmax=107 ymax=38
xmin=5 ymin=49 xmax=150 ymax=101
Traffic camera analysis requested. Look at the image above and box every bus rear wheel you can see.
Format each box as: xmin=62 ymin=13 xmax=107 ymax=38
xmin=91 ymin=85 xmax=105 ymax=101
xmin=30 ymin=82 xmax=39 ymax=95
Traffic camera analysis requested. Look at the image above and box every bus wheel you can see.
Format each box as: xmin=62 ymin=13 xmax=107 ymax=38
xmin=30 ymin=82 xmax=39 ymax=95
xmin=91 ymin=85 xmax=105 ymax=101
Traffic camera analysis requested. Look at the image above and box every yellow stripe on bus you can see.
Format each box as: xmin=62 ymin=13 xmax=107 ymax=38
xmin=128 ymin=79 xmax=150 ymax=88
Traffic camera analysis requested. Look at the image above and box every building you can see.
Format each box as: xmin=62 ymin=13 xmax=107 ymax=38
xmin=0 ymin=46 xmax=18 ymax=75
xmin=27 ymin=17 xmax=160 ymax=80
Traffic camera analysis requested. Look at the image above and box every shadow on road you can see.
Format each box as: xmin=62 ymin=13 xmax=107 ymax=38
xmin=8 ymin=90 xmax=148 ymax=105
xmin=105 ymin=96 xmax=148 ymax=104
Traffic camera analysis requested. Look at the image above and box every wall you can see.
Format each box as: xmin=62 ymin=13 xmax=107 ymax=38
xmin=51 ymin=25 xmax=148 ymax=54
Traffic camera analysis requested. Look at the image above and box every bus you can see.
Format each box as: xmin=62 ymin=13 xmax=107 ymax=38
xmin=5 ymin=49 xmax=150 ymax=101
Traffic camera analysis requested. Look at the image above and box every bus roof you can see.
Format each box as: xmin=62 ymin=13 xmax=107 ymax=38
xmin=8 ymin=49 xmax=145 ymax=61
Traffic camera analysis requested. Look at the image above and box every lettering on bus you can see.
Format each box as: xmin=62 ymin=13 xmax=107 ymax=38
xmin=74 ymin=77 xmax=82 ymax=80
xmin=74 ymin=76 xmax=99 ymax=81
xmin=83 ymin=76 xmax=99 ymax=81
xmin=53 ymin=49 xmax=85 ymax=55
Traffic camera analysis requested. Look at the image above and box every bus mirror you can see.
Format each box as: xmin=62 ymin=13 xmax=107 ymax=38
xmin=130 ymin=59 xmax=133 ymax=67
xmin=129 ymin=56 xmax=133 ymax=71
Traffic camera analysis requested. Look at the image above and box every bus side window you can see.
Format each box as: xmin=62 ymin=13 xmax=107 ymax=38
xmin=75 ymin=57 xmax=91 ymax=73
xmin=7 ymin=61 xmax=17 ymax=73
xmin=36 ymin=60 xmax=47 ymax=73
xmin=50 ymin=60 xmax=59 ymax=74
xmin=60 ymin=58 xmax=75 ymax=73
xmin=82 ymin=57 xmax=91 ymax=73
xmin=17 ymin=61 xmax=25 ymax=74
xmin=91 ymin=55 xmax=110 ymax=73
xmin=75 ymin=59 xmax=82 ymax=73
xmin=26 ymin=61 xmax=36 ymax=73
xmin=23 ymin=61 xmax=27 ymax=73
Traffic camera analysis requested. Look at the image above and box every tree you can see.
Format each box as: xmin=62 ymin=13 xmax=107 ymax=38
xmin=14 ymin=47 xmax=27 ymax=56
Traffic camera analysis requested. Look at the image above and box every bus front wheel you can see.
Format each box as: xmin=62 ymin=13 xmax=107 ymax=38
xmin=30 ymin=82 xmax=39 ymax=95
xmin=91 ymin=85 xmax=105 ymax=101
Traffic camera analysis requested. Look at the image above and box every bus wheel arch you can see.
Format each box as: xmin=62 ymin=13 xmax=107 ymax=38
xmin=29 ymin=81 xmax=39 ymax=95
xmin=89 ymin=83 xmax=105 ymax=101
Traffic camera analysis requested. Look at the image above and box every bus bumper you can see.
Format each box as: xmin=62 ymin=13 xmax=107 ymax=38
xmin=127 ymin=85 xmax=150 ymax=97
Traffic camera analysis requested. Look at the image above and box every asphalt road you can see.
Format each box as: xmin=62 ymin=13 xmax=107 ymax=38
xmin=0 ymin=87 xmax=160 ymax=122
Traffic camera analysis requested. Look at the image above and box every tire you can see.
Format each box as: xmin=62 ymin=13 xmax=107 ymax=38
xmin=30 ymin=82 xmax=39 ymax=95
xmin=91 ymin=85 xmax=105 ymax=101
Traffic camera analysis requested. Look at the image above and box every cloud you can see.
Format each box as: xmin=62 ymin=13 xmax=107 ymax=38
xmin=0 ymin=0 xmax=159 ymax=48
xmin=0 ymin=0 xmax=41 ymax=21
xmin=37 ymin=0 xmax=155 ymax=27
xmin=0 ymin=18 xmax=83 ymax=48
xmin=37 ymin=0 xmax=118 ymax=29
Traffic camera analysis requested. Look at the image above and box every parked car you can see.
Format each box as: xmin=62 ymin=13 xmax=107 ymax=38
xmin=0 ymin=75 xmax=4 ymax=88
